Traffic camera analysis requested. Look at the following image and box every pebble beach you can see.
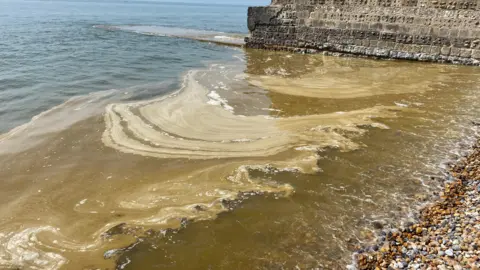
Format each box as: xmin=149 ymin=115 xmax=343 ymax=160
xmin=356 ymin=137 xmax=480 ymax=269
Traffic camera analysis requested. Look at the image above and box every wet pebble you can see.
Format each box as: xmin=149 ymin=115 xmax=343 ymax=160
xmin=354 ymin=139 xmax=480 ymax=270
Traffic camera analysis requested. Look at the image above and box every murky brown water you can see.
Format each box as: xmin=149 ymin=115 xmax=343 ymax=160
xmin=0 ymin=50 xmax=479 ymax=270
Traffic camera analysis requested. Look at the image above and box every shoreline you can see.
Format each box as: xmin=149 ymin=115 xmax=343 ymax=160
xmin=354 ymin=130 xmax=480 ymax=269
xmin=243 ymin=44 xmax=480 ymax=67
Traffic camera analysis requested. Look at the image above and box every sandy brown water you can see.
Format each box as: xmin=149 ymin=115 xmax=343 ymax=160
xmin=0 ymin=50 xmax=479 ymax=270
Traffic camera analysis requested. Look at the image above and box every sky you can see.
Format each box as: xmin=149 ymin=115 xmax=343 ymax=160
xmin=162 ymin=0 xmax=270 ymax=5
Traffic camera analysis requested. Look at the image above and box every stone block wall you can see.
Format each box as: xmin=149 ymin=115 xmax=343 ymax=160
xmin=246 ymin=0 xmax=480 ymax=65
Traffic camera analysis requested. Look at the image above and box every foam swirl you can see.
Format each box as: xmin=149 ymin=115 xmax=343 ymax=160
xmin=102 ymin=66 xmax=403 ymax=161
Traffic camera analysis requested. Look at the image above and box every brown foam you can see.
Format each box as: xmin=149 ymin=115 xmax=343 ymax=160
xmin=103 ymin=68 xmax=403 ymax=161
xmin=247 ymin=55 xmax=457 ymax=99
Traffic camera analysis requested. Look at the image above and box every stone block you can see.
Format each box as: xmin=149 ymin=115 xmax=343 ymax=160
xmin=460 ymin=48 xmax=472 ymax=58
xmin=411 ymin=45 xmax=422 ymax=53
xmin=365 ymin=47 xmax=375 ymax=55
xmin=389 ymin=50 xmax=399 ymax=58
xmin=386 ymin=41 xmax=396 ymax=49
xmin=430 ymin=46 xmax=441 ymax=56
xmin=440 ymin=46 xmax=451 ymax=56
xmin=450 ymin=47 xmax=461 ymax=57
xmin=403 ymin=44 xmax=414 ymax=53
xmin=472 ymin=49 xmax=480 ymax=59
xmin=438 ymin=27 xmax=450 ymax=37
xmin=421 ymin=45 xmax=431 ymax=53
xmin=362 ymin=39 xmax=370 ymax=47
xmin=377 ymin=41 xmax=389 ymax=48
xmin=352 ymin=46 xmax=366 ymax=54
xmin=449 ymin=29 xmax=459 ymax=38
xmin=369 ymin=40 xmax=379 ymax=47
xmin=247 ymin=6 xmax=283 ymax=31
xmin=394 ymin=42 xmax=405 ymax=51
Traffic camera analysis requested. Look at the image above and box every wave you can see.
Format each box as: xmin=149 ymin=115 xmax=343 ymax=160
xmin=0 ymin=80 xmax=176 ymax=155
xmin=94 ymin=25 xmax=246 ymax=47
xmin=0 ymin=90 xmax=120 ymax=155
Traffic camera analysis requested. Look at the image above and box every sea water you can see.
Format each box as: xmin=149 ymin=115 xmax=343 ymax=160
xmin=1 ymin=1 xmax=480 ymax=269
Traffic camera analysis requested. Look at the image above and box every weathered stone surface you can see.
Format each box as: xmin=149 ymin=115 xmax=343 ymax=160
xmin=246 ymin=0 xmax=480 ymax=65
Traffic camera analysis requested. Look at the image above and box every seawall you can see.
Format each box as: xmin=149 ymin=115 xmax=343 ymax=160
xmin=245 ymin=0 xmax=480 ymax=65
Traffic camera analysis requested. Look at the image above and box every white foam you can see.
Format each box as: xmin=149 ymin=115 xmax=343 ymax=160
xmin=0 ymin=227 xmax=66 ymax=270
xmin=394 ymin=102 xmax=409 ymax=107
xmin=206 ymin=91 xmax=234 ymax=112
xmin=295 ymin=145 xmax=321 ymax=152
xmin=277 ymin=68 xmax=291 ymax=76
xmin=214 ymin=35 xmax=236 ymax=40
xmin=261 ymin=108 xmax=282 ymax=112
xmin=118 ymin=257 xmax=131 ymax=269
xmin=94 ymin=25 xmax=246 ymax=46
xmin=0 ymin=89 xmax=121 ymax=154
xmin=231 ymin=138 xmax=253 ymax=143
xmin=78 ymin=199 xmax=87 ymax=205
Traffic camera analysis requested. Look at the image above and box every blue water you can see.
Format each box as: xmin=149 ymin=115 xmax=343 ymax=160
xmin=0 ymin=0 xmax=248 ymax=133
